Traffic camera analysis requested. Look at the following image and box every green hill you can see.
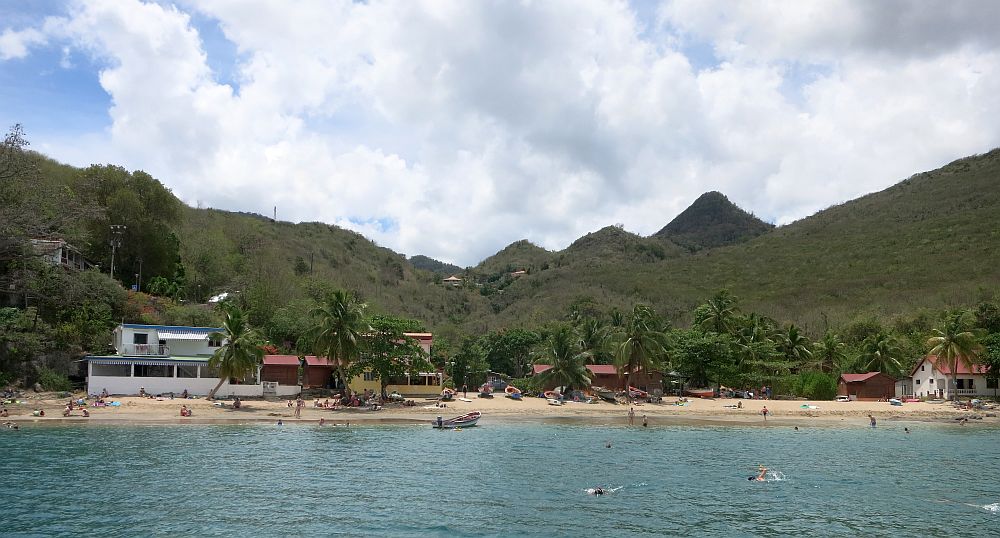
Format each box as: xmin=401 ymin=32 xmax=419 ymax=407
xmin=653 ymin=191 xmax=774 ymax=251
xmin=408 ymin=255 xmax=463 ymax=275
xmin=479 ymin=149 xmax=1000 ymax=330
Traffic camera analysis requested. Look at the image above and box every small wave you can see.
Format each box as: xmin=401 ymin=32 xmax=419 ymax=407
xmin=984 ymin=503 xmax=1000 ymax=513
xmin=767 ymin=471 xmax=787 ymax=482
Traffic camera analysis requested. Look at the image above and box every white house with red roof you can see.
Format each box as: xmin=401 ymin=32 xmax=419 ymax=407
xmin=909 ymin=355 xmax=996 ymax=399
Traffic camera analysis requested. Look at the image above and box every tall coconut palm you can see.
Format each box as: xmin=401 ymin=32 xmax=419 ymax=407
xmin=207 ymin=303 xmax=263 ymax=399
xmin=578 ymin=318 xmax=612 ymax=364
xmin=614 ymin=304 xmax=667 ymax=398
xmin=696 ymin=290 xmax=740 ymax=335
xmin=927 ymin=311 xmax=984 ymax=401
xmin=778 ymin=324 xmax=813 ymax=367
xmin=536 ymin=325 xmax=592 ymax=392
xmin=308 ymin=290 xmax=370 ymax=392
xmin=812 ymin=331 xmax=847 ymax=373
xmin=859 ymin=330 xmax=904 ymax=376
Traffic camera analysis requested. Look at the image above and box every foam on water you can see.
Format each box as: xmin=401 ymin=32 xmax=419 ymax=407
xmin=984 ymin=503 xmax=1000 ymax=513
xmin=586 ymin=485 xmax=624 ymax=495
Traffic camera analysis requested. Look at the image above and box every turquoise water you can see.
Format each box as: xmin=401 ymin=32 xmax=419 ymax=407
xmin=2 ymin=421 xmax=999 ymax=536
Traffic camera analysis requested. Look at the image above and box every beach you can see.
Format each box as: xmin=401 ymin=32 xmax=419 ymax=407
xmin=5 ymin=391 xmax=996 ymax=427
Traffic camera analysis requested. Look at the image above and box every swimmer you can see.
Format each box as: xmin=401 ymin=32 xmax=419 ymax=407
xmin=605 ymin=440 xmax=612 ymax=448
xmin=277 ymin=419 xmax=283 ymax=426
xmin=794 ymin=426 xmax=799 ymax=431
xmin=591 ymin=486 xmax=605 ymax=495
xmin=318 ymin=418 xmax=325 ymax=426
xmin=748 ymin=465 xmax=768 ymax=482
xmin=904 ymin=427 xmax=910 ymax=434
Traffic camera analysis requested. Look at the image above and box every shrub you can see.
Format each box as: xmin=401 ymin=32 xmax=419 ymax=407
xmin=36 ymin=367 xmax=72 ymax=392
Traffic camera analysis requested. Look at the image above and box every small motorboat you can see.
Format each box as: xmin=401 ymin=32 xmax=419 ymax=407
xmin=543 ymin=390 xmax=561 ymax=400
xmin=686 ymin=389 xmax=715 ymax=399
xmin=478 ymin=383 xmax=494 ymax=398
xmin=440 ymin=388 xmax=455 ymax=401
xmin=628 ymin=386 xmax=649 ymax=399
xmin=547 ymin=398 xmax=563 ymax=406
xmin=889 ymin=398 xmax=902 ymax=406
xmin=505 ymin=386 xmax=522 ymax=400
xmin=432 ymin=411 xmax=482 ymax=429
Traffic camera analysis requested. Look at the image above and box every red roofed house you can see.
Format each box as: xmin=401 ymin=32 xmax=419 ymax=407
xmin=261 ymin=355 xmax=300 ymax=386
xmin=909 ymin=355 xmax=996 ymax=399
xmin=531 ymin=364 xmax=662 ymax=392
xmin=838 ymin=372 xmax=896 ymax=401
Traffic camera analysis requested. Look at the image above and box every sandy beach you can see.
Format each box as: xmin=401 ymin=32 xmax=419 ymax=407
xmin=5 ymin=392 xmax=998 ymax=427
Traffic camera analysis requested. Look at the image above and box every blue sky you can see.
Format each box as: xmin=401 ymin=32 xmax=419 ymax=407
xmin=2 ymin=0 xmax=999 ymax=266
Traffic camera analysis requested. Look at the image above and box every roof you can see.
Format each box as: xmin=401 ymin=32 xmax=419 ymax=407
xmin=532 ymin=364 xmax=619 ymax=376
xmin=85 ymin=355 xmax=210 ymax=365
xmin=263 ymin=355 xmax=301 ymax=366
xmin=840 ymin=372 xmax=886 ymax=383
xmin=443 ymin=275 xmax=462 ymax=281
xmin=121 ymin=324 xmax=222 ymax=333
xmin=911 ymin=355 xmax=990 ymax=376
xmin=403 ymin=332 xmax=433 ymax=339
xmin=304 ymin=356 xmax=337 ymax=367
xmin=157 ymin=330 xmax=211 ymax=341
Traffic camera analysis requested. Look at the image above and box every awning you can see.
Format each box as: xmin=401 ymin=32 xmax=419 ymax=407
xmin=157 ymin=331 xmax=210 ymax=340
xmin=87 ymin=358 xmax=209 ymax=366
xmin=263 ymin=355 xmax=301 ymax=366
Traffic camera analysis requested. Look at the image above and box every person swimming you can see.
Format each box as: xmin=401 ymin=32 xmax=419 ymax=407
xmin=748 ymin=465 xmax=768 ymax=481
xmin=590 ymin=486 xmax=605 ymax=495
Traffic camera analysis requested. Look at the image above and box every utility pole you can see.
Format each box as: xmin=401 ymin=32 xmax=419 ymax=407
xmin=137 ymin=258 xmax=142 ymax=292
xmin=109 ymin=224 xmax=126 ymax=280
xmin=310 ymin=251 xmax=314 ymax=275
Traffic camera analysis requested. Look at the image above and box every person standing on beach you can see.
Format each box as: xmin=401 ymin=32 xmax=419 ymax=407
xmin=294 ymin=397 xmax=304 ymax=418
xmin=628 ymin=407 xmax=635 ymax=426
xmin=462 ymin=384 xmax=468 ymax=398
xmin=761 ymin=406 xmax=769 ymax=421
xmin=869 ymin=414 xmax=876 ymax=428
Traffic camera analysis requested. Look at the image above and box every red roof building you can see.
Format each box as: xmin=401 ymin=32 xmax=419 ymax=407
xmin=261 ymin=355 xmax=301 ymax=386
xmin=909 ymin=355 xmax=995 ymax=399
xmin=531 ymin=364 xmax=661 ymax=391
xmin=838 ymin=372 xmax=896 ymax=401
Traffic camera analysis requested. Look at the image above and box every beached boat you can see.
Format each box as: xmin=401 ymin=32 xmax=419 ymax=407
xmin=543 ymin=390 xmax=561 ymax=400
xmin=596 ymin=389 xmax=617 ymax=403
xmin=432 ymin=411 xmax=482 ymax=429
xmin=628 ymin=386 xmax=649 ymax=399
xmin=547 ymin=398 xmax=563 ymax=406
xmin=505 ymin=385 xmax=522 ymax=400
xmin=686 ymin=388 xmax=715 ymax=399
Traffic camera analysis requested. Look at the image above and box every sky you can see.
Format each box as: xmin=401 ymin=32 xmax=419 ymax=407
xmin=2 ymin=0 xmax=999 ymax=267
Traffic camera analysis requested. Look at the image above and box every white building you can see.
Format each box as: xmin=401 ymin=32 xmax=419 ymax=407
xmin=31 ymin=239 xmax=92 ymax=270
xmin=85 ymin=323 xmax=300 ymax=397
xmin=909 ymin=355 xmax=997 ymax=399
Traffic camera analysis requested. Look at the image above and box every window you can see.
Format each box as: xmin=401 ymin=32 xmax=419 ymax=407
xmin=92 ymin=364 xmax=131 ymax=377
xmin=915 ymin=379 xmax=920 ymax=385
xmin=201 ymin=366 xmax=219 ymax=379
xmin=988 ymin=379 xmax=998 ymax=389
xmin=929 ymin=379 xmax=934 ymax=384
xmin=208 ymin=337 xmax=222 ymax=347
xmin=134 ymin=364 xmax=173 ymax=377
xmin=177 ymin=365 xmax=199 ymax=378
xmin=921 ymin=365 xmax=925 ymax=371
xmin=363 ymin=371 xmax=376 ymax=381
xmin=133 ymin=333 xmax=149 ymax=345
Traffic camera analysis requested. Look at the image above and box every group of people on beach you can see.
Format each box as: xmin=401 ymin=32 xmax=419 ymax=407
xmin=627 ymin=407 xmax=648 ymax=427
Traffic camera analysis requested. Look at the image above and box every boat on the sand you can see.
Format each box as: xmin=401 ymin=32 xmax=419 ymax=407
xmin=432 ymin=411 xmax=482 ymax=429
xmin=505 ymin=385 xmax=522 ymax=400
xmin=547 ymin=398 xmax=563 ymax=406
xmin=686 ymin=388 xmax=715 ymax=399
xmin=595 ymin=389 xmax=618 ymax=403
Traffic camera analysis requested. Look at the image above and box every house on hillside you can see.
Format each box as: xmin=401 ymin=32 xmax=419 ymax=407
xmin=442 ymin=275 xmax=463 ymax=286
xmin=531 ymin=364 xmax=662 ymax=392
xmin=84 ymin=323 xmax=300 ymax=397
xmin=838 ymin=372 xmax=896 ymax=400
xmin=510 ymin=270 xmax=527 ymax=278
xmin=909 ymin=355 xmax=996 ymax=399
xmin=31 ymin=238 xmax=92 ymax=270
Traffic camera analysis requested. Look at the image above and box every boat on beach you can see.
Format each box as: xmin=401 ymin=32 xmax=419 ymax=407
xmin=595 ymin=389 xmax=618 ymax=403
xmin=505 ymin=385 xmax=522 ymax=400
xmin=432 ymin=411 xmax=482 ymax=429
xmin=686 ymin=388 xmax=715 ymax=399
xmin=547 ymin=398 xmax=563 ymax=406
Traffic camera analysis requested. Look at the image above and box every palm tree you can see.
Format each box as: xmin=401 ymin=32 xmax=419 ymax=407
xmin=308 ymin=290 xmax=370 ymax=393
xmin=812 ymin=331 xmax=847 ymax=373
xmin=778 ymin=324 xmax=813 ymax=367
xmin=859 ymin=330 xmax=904 ymax=376
xmin=697 ymin=289 xmax=739 ymax=335
xmin=578 ymin=318 xmax=612 ymax=364
xmin=207 ymin=303 xmax=264 ymax=399
xmin=614 ymin=304 xmax=667 ymax=398
xmin=536 ymin=325 xmax=592 ymax=392
xmin=927 ymin=311 xmax=984 ymax=401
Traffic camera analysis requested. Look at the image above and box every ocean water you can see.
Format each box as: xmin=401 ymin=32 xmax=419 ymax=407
xmin=2 ymin=421 xmax=998 ymax=537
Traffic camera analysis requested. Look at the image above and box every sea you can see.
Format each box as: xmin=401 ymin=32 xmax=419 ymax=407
xmin=2 ymin=420 xmax=998 ymax=537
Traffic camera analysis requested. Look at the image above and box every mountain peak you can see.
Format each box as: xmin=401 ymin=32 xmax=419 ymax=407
xmin=654 ymin=191 xmax=773 ymax=250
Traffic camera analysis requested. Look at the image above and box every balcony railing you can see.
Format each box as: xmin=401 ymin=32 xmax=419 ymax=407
xmin=121 ymin=343 xmax=168 ymax=356
xmin=953 ymin=389 xmax=979 ymax=396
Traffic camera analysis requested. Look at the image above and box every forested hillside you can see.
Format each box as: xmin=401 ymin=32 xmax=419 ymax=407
xmin=3 ymin=118 xmax=1000 ymax=392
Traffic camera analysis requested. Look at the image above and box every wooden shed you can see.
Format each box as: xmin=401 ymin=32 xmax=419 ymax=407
xmin=838 ymin=372 xmax=896 ymax=401
xmin=261 ymin=355 xmax=300 ymax=386
xmin=304 ymin=356 xmax=336 ymax=388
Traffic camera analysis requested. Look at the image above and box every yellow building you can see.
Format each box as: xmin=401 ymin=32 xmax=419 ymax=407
xmin=348 ymin=333 xmax=443 ymax=397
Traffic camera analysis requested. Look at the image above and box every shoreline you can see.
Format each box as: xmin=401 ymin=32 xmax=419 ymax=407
xmin=5 ymin=392 xmax=997 ymax=429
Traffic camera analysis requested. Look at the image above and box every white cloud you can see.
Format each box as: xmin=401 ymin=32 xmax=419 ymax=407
xmin=0 ymin=27 xmax=47 ymax=59
xmin=3 ymin=0 xmax=1000 ymax=265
